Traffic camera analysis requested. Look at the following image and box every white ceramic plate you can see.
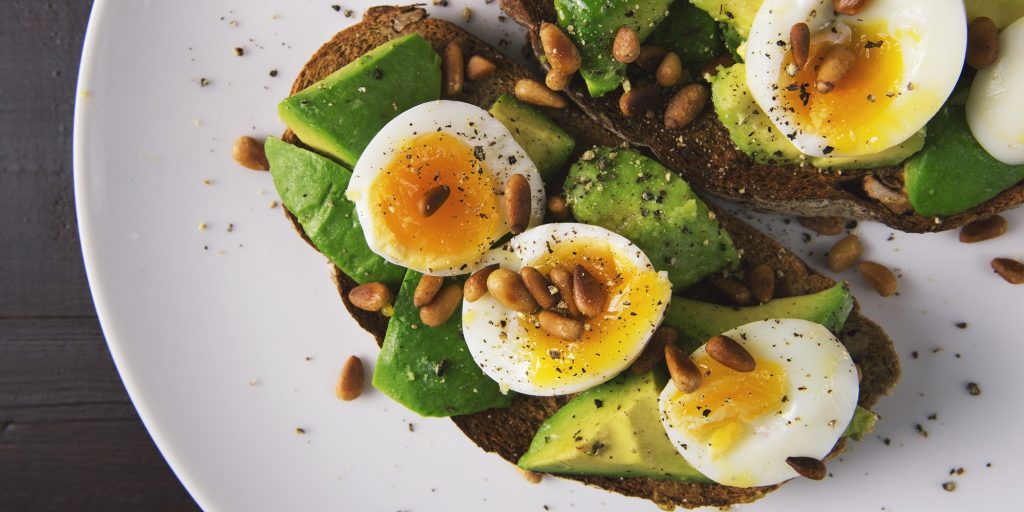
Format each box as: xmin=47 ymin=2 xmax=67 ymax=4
xmin=74 ymin=1 xmax=1023 ymax=510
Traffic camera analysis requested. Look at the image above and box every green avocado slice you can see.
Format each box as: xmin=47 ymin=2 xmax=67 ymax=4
xmin=647 ymin=2 xmax=725 ymax=78
xmin=372 ymin=270 xmax=512 ymax=417
xmin=489 ymin=94 xmax=576 ymax=181
xmin=265 ymin=137 xmax=405 ymax=287
xmin=663 ymin=284 xmax=854 ymax=351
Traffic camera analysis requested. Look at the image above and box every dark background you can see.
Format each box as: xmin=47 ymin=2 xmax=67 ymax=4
xmin=0 ymin=2 xmax=199 ymax=509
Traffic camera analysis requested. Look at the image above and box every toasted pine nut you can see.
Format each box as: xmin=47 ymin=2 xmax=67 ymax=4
xmin=505 ymin=174 xmax=532 ymax=235
xmin=443 ymin=41 xmax=464 ymax=96
xmin=631 ymin=326 xmax=678 ymax=375
xmin=548 ymin=267 xmax=580 ymax=316
xmin=960 ymin=215 xmax=1008 ymax=243
xmin=665 ymin=343 xmax=702 ymax=393
xmin=547 ymin=195 xmax=570 ymax=221
xmin=827 ymin=235 xmax=863 ymax=273
xmin=419 ymin=283 xmax=463 ymax=327
xmin=967 ymin=17 xmax=1000 ymax=70
xmin=706 ymin=335 xmax=756 ymax=372
xmin=545 ymin=69 xmax=572 ymax=92
xmin=518 ymin=468 xmax=543 ymax=484
xmin=233 ymin=136 xmax=269 ymax=171
xmin=748 ymin=264 xmax=775 ymax=304
xmin=348 ymin=282 xmax=393 ymax=312
xmin=521 ymin=267 xmax=559 ymax=309
xmin=786 ymin=456 xmax=827 ymax=480
xmin=862 ymin=175 xmax=911 ymax=215
xmin=790 ymin=23 xmax=810 ymax=68
xmin=538 ymin=310 xmax=584 ymax=341
xmin=619 ymin=84 xmax=661 ymax=118
xmin=612 ymin=26 xmax=641 ymax=63
xmin=664 ymin=84 xmax=709 ymax=129
xmin=418 ymin=185 xmax=450 ymax=217
xmin=413 ymin=275 xmax=445 ymax=308
xmin=710 ymin=276 xmax=752 ymax=306
xmin=816 ymin=45 xmax=855 ymax=94
xmin=859 ymin=261 xmax=898 ymax=297
xmin=798 ymin=216 xmax=845 ymax=236
xmin=573 ymin=265 xmax=607 ymax=318
xmin=514 ymin=79 xmax=567 ymax=109
xmin=465 ymin=264 xmax=498 ymax=302
xmin=656 ymin=52 xmax=684 ymax=87
xmin=992 ymin=258 xmax=1024 ymax=285
xmin=832 ymin=0 xmax=870 ymax=15
xmin=487 ymin=269 xmax=540 ymax=313
xmin=539 ymin=22 xmax=581 ymax=75
xmin=466 ymin=55 xmax=497 ymax=81
xmin=635 ymin=46 xmax=668 ymax=72
xmin=336 ymin=355 xmax=365 ymax=401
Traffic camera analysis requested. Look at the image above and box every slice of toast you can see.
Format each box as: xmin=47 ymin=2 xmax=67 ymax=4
xmin=498 ymin=0 xmax=1024 ymax=233
xmin=279 ymin=6 xmax=900 ymax=509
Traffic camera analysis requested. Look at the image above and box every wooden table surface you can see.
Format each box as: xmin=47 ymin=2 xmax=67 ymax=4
xmin=0 ymin=2 xmax=199 ymax=509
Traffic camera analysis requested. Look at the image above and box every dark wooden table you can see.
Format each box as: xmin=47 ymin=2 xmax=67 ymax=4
xmin=0 ymin=2 xmax=199 ymax=509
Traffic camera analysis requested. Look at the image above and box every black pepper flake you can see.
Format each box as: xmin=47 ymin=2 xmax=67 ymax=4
xmin=955 ymin=322 xmax=968 ymax=329
xmin=915 ymin=424 xmax=929 ymax=438
xmin=942 ymin=481 xmax=956 ymax=492
xmin=822 ymin=146 xmax=835 ymax=155
xmin=586 ymin=441 xmax=606 ymax=456
xmin=331 ymin=4 xmax=341 ymax=11
xmin=594 ymin=399 xmax=604 ymax=408
xmin=702 ymin=408 xmax=712 ymax=417
xmin=911 ymin=350 xmax=919 ymax=359
xmin=473 ymin=145 xmax=486 ymax=161
xmin=507 ymin=155 xmax=517 ymax=165
xmin=408 ymin=423 xmax=415 ymax=432
xmin=966 ymin=382 xmax=981 ymax=396
xmin=199 ymin=77 xmax=210 ymax=87
xmin=865 ymin=40 xmax=884 ymax=49
xmin=234 ymin=47 xmax=244 ymax=56
xmin=269 ymin=69 xmax=278 ymax=77
xmin=435 ymin=359 xmax=449 ymax=377
xmin=373 ymin=67 xmax=384 ymax=80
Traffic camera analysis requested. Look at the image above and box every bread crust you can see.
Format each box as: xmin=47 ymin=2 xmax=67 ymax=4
xmin=498 ymin=0 xmax=1024 ymax=233
xmin=279 ymin=6 xmax=900 ymax=508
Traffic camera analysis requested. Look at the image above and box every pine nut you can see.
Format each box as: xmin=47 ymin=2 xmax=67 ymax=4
xmin=967 ymin=17 xmax=1000 ymax=70
xmin=545 ymin=69 xmax=572 ymax=92
xmin=573 ymin=265 xmax=607 ymax=318
xmin=548 ymin=267 xmax=581 ymax=316
xmin=419 ymin=283 xmax=463 ymax=327
xmin=748 ymin=264 xmax=775 ymax=304
xmin=710 ymin=276 xmax=752 ymax=306
xmin=862 ymin=175 xmax=911 ymax=215
xmin=816 ymin=45 xmax=855 ymax=94
xmin=465 ymin=264 xmax=498 ymax=302
xmin=798 ymin=216 xmax=845 ymax=236
xmin=336 ymin=355 xmax=365 ymax=401
xmin=786 ymin=456 xmax=827 ymax=480
xmin=419 ymin=185 xmax=450 ymax=217
xmin=992 ymin=258 xmax=1024 ymax=285
xmin=827 ymin=235 xmax=863 ymax=273
xmin=612 ymin=27 xmax=641 ymax=63
xmin=348 ymin=282 xmax=393 ymax=312
xmin=656 ymin=52 xmax=684 ymax=87
xmin=665 ymin=343 xmax=702 ymax=393
xmin=630 ymin=326 xmax=678 ymax=375
xmin=538 ymin=310 xmax=584 ymax=341
xmin=487 ymin=269 xmax=540 ymax=313
xmin=790 ymin=23 xmax=810 ymax=68
xmin=539 ymin=22 xmax=581 ymax=75
xmin=443 ymin=41 xmax=464 ymax=96
xmin=518 ymin=468 xmax=543 ymax=484
xmin=466 ymin=55 xmax=497 ymax=81
xmin=413 ymin=275 xmax=445 ymax=308
xmin=521 ymin=267 xmax=559 ymax=309
xmin=832 ymin=0 xmax=870 ymax=15
xmin=960 ymin=215 xmax=1008 ymax=243
xmin=859 ymin=261 xmax=898 ymax=297
xmin=514 ymin=78 xmax=567 ymax=109
xmin=705 ymin=335 xmax=755 ymax=372
xmin=233 ymin=136 xmax=269 ymax=171
xmin=619 ymin=84 xmax=661 ymax=118
xmin=547 ymin=195 xmax=570 ymax=221
xmin=665 ymin=84 xmax=709 ymax=129
xmin=505 ymin=174 xmax=532 ymax=235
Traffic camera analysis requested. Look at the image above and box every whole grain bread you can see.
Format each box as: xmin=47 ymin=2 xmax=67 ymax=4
xmin=279 ymin=6 xmax=900 ymax=509
xmin=499 ymin=0 xmax=1024 ymax=233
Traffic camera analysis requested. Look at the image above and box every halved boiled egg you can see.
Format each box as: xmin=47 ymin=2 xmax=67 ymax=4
xmin=462 ymin=223 xmax=672 ymax=396
xmin=967 ymin=16 xmax=1024 ymax=166
xmin=347 ymin=101 xmax=545 ymax=275
xmin=746 ymin=0 xmax=966 ymax=157
xmin=658 ymin=319 xmax=859 ymax=488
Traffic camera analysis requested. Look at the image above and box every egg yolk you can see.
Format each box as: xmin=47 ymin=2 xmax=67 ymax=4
xmin=370 ymin=131 xmax=505 ymax=272
xmin=779 ymin=22 xmax=905 ymax=153
xmin=666 ymin=354 xmax=787 ymax=458
xmin=517 ymin=241 xmax=671 ymax=387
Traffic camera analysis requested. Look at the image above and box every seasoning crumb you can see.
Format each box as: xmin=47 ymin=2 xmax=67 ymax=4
xmin=955 ymin=322 xmax=968 ymax=329
xmin=203 ymin=179 xmax=213 ymax=186
xmin=295 ymin=427 xmax=307 ymax=435
xmin=269 ymin=200 xmax=279 ymax=209
xmin=199 ymin=77 xmax=210 ymax=87
xmin=331 ymin=4 xmax=341 ymax=11
xmin=408 ymin=423 xmax=415 ymax=432
xmin=227 ymin=223 xmax=234 ymax=233
xmin=966 ymin=382 xmax=982 ymax=396
xmin=462 ymin=7 xmax=472 ymax=22
xmin=942 ymin=481 xmax=956 ymax=492
xmin=914 ymin=423 xmax=929 ymax=438
xmin=234 ymin=47 xmax=244 ymax=56
xmin=269 ymin=69 xmax=278 ymax=77
xmin=198 ymin=222 xmax=208 ymax=231
xmin=249 ymin=378 xmax=259 ymax=386
xmin=911 ymin=350 xmax=919 ymax=359
xmin=927 ymin=413 xmax=938 ymax=421
xmin=883 ymin=438 xmax=891 ymax=446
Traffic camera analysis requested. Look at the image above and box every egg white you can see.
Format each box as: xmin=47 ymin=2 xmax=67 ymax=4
xmin=658 ymin=319 xmax=860 ymax=488
xmin=745 ymin=0 xmax=966 ymax=157
xmin=346 ymin=100 xmax=546 ymax=276
xmin=462 ymin=223 xmax=671 ymax=396
xmin=967 ymin=16 xmax=1024 ymax=166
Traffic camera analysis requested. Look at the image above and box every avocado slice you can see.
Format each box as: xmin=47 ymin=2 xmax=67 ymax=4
xmin=904 ymin=106 xmax=1024 ymax=217
xmin=278 ymin=33 xmax=441 ymax=168
xmin=265 ymin=137 xmax=405 ymax=287
xmin=663 ymin=284 xmax=854 ymax=351
xmin=518 ymin=370 xmax=711 ymax=482
xmin=709 ymin=63 xmax=926 ymax=169
xmin=554 ymin=0 xmax=674 ymax=97
xmin=647 ymin=1 xmax=725 ymax=79
xmin=373 ymin=270 xmax=511 ymax=417
xmin=966 ymin=0 xmax=1024 ymax=29
xmin=565 ymin=147 xmax=739 ymax=289
xmin=489 ymin=94 xmax=575 ymax=181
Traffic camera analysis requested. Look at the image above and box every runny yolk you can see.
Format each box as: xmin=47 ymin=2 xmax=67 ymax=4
xmin=370 ymin=131 xmax=504 ymax=272
xmin=667 ymin=354 xmax=787 ymax=458
xmin=779 ymin=22 xmax=905 ymax=154
xmin=518 ymin=240 xmax=671 ymax=387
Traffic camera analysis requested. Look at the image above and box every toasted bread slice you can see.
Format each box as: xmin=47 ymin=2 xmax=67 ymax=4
xmin=279 ymin=6 xmax=900 ymax=509
xmin=498 ymin=0 xmax=1024 ymax=233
